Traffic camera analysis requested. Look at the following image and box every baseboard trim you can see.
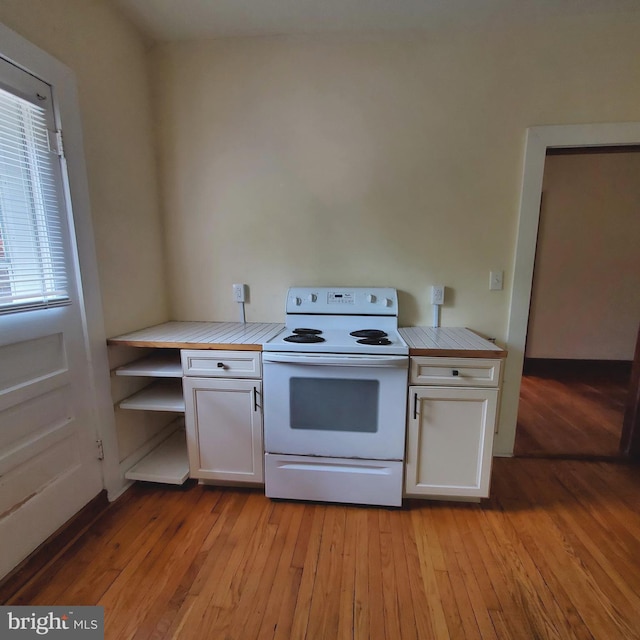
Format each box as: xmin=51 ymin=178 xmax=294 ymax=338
xmin=0 ymin=490 xmax=110 ymax=604
xmin=523 ymin=358 xmax=632 ymax=378
xmin=515 ymin=452 xmax=630 ymax=463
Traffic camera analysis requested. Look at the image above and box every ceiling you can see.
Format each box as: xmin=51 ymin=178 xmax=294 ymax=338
xmin=111 ymin=0 xmax=640 ymax=42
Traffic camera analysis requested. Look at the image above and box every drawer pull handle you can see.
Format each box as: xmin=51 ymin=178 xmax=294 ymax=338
xmin=217 ymin=362 xmax=225 ymax=369
xmin=452 ymin=369 xmax=459 ymax=376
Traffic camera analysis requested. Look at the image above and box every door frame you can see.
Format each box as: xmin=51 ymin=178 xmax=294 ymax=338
xmin=496 ymin=122 xmax=640 ymax=456
xmin=0 ymin=22 xmax=119 ymax=496
xmin=620 ymin=323 xmax=640 ymax=459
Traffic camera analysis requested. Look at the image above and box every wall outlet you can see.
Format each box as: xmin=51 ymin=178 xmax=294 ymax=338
xmin=490 ymin=271 xmax=504 ymax=291
xmin=431 ymin=285 xmax=445 ymax=305
xmin=232 ymin=283 xmax=247 ymax=302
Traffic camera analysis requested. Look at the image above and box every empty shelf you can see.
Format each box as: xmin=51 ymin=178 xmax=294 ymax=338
xmin=119 ymin=380 xmax=185 ymax=412
xmin=125 ymin=428 xmax=189 ymax=485
xmin=115 ymin=353 xmax=182 ymax=378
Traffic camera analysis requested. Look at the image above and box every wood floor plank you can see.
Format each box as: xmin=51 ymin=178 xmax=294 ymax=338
xmin=352 ymin=508 xmax=371 ymax=640
xmin=387 ymin=510 xmax=420 ymax=640
xmin=255 ymin=503 xmax=304 ymax=640
xmin=287 ymin=505 xmax=325 ymax=640
xmin=398 ymin=508 xmax=435 ymax=640
xmin=306 ymin=506 xmax=344 ymax=640
xmin=364 ymin=510 xmax=385 ymax=640
xmin=410 ymin=508 xmax=449 ymax=639
xmin=378 ymin=511 xmax=403 ymax=640
xmin=336 ymin=506 xmax=356 ymax=640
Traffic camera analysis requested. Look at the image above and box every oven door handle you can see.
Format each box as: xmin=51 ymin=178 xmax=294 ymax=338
xmin=262 ymin=353 xmax=408 ymax=367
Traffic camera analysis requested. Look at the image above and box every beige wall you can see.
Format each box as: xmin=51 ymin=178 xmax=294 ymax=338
xmin=0 ymin=0 xmax=169 ymax=337
xmin=154 ymin=14 xmax=640 ymax=344
xmin=526 ymin=150 xmax=640 ymax=360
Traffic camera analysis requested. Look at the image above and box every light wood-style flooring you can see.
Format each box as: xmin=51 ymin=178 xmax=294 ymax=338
xmin=515 ymin=363 xmax=630 ymax=458
xmin=4 ymin=456 xmax=640 ymax=639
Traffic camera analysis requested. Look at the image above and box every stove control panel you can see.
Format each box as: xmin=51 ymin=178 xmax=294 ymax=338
xmin=286 ymin=287 xmax=399 ymax=315
xmin=328 ymin=292 xmax=355 ymax=305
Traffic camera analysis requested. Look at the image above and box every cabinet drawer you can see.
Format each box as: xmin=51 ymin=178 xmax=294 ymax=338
xmin=410 ymin=357 xmax=501 ymax=387
xmin=181 ymin=350 xmax=261 ymax=378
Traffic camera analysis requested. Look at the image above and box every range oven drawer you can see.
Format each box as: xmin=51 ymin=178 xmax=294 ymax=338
xmin=265 ymin=453 xmax=403 ymax=507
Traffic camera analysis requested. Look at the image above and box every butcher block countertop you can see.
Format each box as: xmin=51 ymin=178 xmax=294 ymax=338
xmin=399 ymin=327 xmax=507 ymax=358
xmin=107 ymin=321 xmax=284 ymax=351
xmin=108 ymin=322 xmax=506 ymax=357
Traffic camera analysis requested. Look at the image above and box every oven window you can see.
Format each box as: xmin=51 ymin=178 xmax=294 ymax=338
xmin=289 ymin=378 xmax=379 ymax=432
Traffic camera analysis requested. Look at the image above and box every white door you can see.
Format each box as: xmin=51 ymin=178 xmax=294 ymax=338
xmin=0 ymin=56 xmax=103 ymax=579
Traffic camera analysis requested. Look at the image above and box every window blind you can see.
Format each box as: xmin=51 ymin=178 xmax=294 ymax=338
xmin=0 ymin=85 xmax=69 ymax=314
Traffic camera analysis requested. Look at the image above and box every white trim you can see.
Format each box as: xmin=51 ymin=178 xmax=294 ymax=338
xmin=497 ymin=122 xmax=640 ymax=456
xmin=0 ymin=22 xmax=120 ymax=498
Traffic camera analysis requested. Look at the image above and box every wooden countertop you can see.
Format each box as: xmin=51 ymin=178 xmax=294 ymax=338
xmin=107 ymin=321 xmax=284 ymax=351
xmin=399 ymin=327 xmax=506 ymax=358
xmin=108 ymin=322 xmax=506 ymax=357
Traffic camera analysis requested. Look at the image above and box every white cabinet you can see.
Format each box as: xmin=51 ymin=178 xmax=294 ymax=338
xmin=182 ymin=350 xmax=263 ymax=484
xmin=405 ymin=357 xmax=502 ymax=499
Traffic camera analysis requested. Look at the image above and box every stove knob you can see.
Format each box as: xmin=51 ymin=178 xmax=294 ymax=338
xmin=367 ymin=294 xmax=377 ymax=303
xmin=384 ymin=297 xmax=393 ymax=307
xmin=308 ymin=293 xmax=317 ymax=303
xmin=294 ymin=296 xmax=302 ymax=306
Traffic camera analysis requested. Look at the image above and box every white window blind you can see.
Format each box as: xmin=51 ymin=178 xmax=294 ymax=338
xmin=0 ymin=85 xmax=69 ymax=314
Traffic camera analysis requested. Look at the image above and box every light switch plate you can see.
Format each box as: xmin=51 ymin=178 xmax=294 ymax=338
xmin=490 ymin=271 xmax=504 ymax=291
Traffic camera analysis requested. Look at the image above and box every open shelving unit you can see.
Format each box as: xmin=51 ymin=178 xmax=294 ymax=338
xmin=115 ymin=350 xmax=189 ymax=485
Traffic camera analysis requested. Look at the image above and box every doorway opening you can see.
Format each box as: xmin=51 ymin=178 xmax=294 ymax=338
xmin=515 ymin=145 xmax=640 ymax=459
xmin=503 ymin=122 xmax=640 ymax=461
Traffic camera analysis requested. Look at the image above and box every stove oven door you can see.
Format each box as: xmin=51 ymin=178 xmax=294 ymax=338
xmin=262 ymin=352 xmax=408 ymax=460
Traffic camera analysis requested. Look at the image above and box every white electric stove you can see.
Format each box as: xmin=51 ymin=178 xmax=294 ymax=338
xmin=263 ymin=287 xmax=409 ymax=507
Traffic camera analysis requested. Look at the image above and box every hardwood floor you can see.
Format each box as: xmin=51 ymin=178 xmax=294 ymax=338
xmin=515 ymin=362 xmax=630 ymax=458
xmin=3 ymin=458 xmax=640 ymax=639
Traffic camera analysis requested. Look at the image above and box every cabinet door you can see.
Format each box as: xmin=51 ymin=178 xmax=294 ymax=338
xmin=405 ymin=386 xmax=498 ymax=498
xmin=183 ymin=377 xmax=263 ymax=483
